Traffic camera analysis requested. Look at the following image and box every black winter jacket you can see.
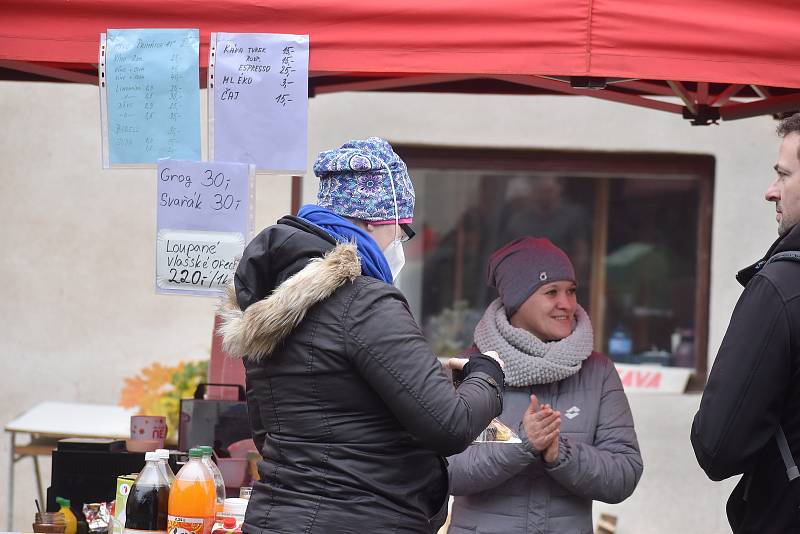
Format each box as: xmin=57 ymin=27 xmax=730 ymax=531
xmin=219 ymin=216 xmax=504 ymax=534
xmin=691 ymin=223 xmax=800 ymax=533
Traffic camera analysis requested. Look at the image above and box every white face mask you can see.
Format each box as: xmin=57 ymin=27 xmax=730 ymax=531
xmin=383 ymin=238 xmax=405 ymax=282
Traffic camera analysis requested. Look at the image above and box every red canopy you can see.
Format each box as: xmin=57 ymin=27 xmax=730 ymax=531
xmin=3 ymin=0 xmax=800 ymax=123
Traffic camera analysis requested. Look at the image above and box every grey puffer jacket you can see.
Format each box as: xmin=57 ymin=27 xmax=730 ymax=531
xmin=447 ymin=352 xmax=642 ymax=534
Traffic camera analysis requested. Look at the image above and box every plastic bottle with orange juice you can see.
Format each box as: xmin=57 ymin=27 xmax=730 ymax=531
xmin=167 ymin=448 xmax=216 ymax=534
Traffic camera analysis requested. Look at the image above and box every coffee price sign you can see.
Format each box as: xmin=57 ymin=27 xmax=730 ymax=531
xmin=208 ymin=32 xmax=309 ymax=173
xmin=155 ymin=159 xmax=254 ymax=296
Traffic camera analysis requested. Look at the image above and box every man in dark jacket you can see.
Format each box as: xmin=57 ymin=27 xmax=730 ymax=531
xmin=691 ymin=115 xmax=800 ymax=533
xmin=219 ymin=138 xmax=505 ymax=534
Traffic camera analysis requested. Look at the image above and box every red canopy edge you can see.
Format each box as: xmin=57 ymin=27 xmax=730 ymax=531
xmin=4 ymin=0 xmax=800 ymax=123
xmin=4 ymin=0 xmax=800 ymax=85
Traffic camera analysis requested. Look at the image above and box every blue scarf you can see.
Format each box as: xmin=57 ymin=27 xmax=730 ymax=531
xmin=297 ymin=204 xmax=393 ymax=284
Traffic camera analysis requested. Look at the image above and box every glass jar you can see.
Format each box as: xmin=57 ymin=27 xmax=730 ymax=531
xmin=33 ymin=512 xmax=67 ymax=533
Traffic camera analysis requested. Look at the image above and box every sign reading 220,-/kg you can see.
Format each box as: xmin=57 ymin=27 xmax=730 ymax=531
xmin=155 ymin=158 xmax=254 ymax=296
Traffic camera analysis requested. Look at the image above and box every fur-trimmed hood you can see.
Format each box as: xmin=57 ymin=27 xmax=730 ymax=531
xmin=218 ymin=243 xmax=361 ymax=361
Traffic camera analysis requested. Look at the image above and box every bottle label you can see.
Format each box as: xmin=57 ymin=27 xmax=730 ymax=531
xmin=167 ymin=515 xmax=212 ymax=534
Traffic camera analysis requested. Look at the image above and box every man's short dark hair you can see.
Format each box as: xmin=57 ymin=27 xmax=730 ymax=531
xmin=777 ymin=113 xmax=800 ymax=138
xmin=777 ymin=114 xmax=800 ymax=160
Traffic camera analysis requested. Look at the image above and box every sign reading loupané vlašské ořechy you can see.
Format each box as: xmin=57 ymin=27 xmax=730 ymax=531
xmin=156 ymin=229 xmax=245 ymax=292
xmin=156 ymin=159 xmax=253 ymax=296
xmin=210 ymin=32 xmax=309 ymax=173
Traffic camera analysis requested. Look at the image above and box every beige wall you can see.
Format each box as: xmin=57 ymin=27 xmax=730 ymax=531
xmin=2 ymin=82 xmax=780 ymax=533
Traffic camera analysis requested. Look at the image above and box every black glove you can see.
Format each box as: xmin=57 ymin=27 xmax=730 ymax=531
xmin=462 ymin=354 xmax=505 ymax=391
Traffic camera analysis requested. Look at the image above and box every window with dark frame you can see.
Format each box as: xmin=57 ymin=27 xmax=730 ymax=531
xmin=395 ymin=146 xmax=714 ymax=390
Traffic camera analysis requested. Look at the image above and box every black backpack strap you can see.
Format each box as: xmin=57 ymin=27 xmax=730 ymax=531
xmin=764 ymin=251 xmax=800 ymax=482
xmin=777 ymin=426 xmax=800 ymax=482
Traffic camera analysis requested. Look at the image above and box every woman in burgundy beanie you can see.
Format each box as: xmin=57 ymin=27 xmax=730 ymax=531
xmin=446 ymin=236 xmax=643 ymax=534
xmin=488 ymin=237 xmax=577 ymax=321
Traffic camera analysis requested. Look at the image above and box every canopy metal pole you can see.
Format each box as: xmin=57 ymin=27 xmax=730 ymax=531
xmin=708 ymin=84 xmax=744 ymax=106
xmin=6 ymin=430 xmax=15 ymax=531
xmin=721 ymin=93 xmax=800 ymax=121
xmin=493 ymin=75 xmax=684 ymax=114
xmin=291 ymin=175 xmax=302 ymax=215
xmin=667 ymin=81 xmax=697 ymax=115
xmin=0 ymin=59 xmax=96 ymax=84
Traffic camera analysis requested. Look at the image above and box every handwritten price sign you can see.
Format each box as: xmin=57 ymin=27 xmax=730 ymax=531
xmin=102 ymin=29 xmax=201 ymax=166
xmin=156 ymin=159 xmax=254 ymax=296
xmin=156 ymin=230 xmax=244 ymax=291
xmin=209 ymin=32 xmax=309 ymax=173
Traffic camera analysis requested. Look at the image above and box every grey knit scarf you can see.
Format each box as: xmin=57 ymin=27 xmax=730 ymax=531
xmin=474 ymin=298 xmax=594 ymax=386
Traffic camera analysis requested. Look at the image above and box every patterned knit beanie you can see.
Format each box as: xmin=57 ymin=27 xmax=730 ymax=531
xmin=314 ymin=137 xmax=414 ymax=223
xmin=487 ymin=237 xmax=576 ymax=317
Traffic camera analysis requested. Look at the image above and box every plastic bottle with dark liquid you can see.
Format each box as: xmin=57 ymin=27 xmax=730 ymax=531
xmin=125 ymin=451 xmax=171 ymax=534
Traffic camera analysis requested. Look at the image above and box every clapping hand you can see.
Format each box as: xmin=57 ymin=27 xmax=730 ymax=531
xmin=522 ymin=394 xmax=561 ymax=464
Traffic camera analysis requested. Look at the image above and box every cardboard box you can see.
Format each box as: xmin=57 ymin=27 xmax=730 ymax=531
xmin=112 ymin=474 xmax=137 ymax=534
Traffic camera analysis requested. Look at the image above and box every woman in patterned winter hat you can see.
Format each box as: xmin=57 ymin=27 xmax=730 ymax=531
xmin=446 ymin=237 xmax=643 ymax=534
xmin=218 ymin=137 xmax=505 ymax=533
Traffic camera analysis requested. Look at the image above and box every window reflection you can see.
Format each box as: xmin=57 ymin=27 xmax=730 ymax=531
xmin=399 ymin=156 xmax=705 ymax=371
xmin=409 ymin=171 xmax=594 ymax=356
xmin=605 ymin=179 xmax=699 ymax=368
